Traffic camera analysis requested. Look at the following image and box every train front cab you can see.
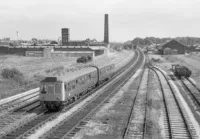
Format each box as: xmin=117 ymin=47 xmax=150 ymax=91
xmin=40 ymin=77 xmax=65 ymax=111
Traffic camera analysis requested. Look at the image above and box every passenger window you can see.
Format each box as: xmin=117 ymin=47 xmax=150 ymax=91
xmin=81 ymin=77 xmax=84 ymax=84
xmin=68 ymin=83 xmax=71 ymax=91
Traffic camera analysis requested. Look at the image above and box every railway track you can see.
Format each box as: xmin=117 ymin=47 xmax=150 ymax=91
xmin=150 ymin=66 xmax=198 ymax=139
xmin=0 ymin=100 xmax=42 ymax=137
xmin=0 ymin=91 xmax=39 ymax=114
xmin=122 ymin=67 xmax=148 ymax=139
xmin=0 ymin=90 xmax=42 ymax=137
xmin=39 ymin=49 xmax=144 ymax=139
xmin=2 ymin=50 xmax=142 ymax=139
xmin=179 ymin=78 xmax=200 ymax=109
xmin=187 ymin=78 xmax=200 ymax=93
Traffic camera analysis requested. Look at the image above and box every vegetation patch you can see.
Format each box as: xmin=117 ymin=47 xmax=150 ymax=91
xmin=45 ymin=66 xmax=64 ymax=73
xmin=77 ymin=55 xmax=92 ymax=63
xmin=1 ymin=68 xmax=26 ymax=86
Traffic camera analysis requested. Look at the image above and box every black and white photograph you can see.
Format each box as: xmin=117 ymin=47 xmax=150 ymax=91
xmin=0 ymin=0 xmax=200 ymax=138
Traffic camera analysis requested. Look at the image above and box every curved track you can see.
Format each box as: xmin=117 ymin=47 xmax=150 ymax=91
xmin=40 ymin=49 xmax=144 ymax=139
xmin=0 ymin=91 xmax=39 ymax=114
xmin=187 ymin=78 xmax=200 ymax=93
xmin=150 ymin=66 xmax=198 ymax=139
xmin=180 ymin=78 xmax=200 ymax=108
xmin=2 ymin=50 xmax=142 ymax=139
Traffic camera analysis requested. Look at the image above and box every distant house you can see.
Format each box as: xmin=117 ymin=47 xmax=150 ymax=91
xmin=157 ymin=39 xmax=187 ymax=55
xmin=196 ymin=46 xmax=200 ymax=52
xmin=186 ymin=45 xmax=197 ymax=53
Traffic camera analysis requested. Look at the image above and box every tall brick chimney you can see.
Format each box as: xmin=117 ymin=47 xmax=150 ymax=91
xmin=62 ymin=28 xmax=69 ymax=46
xmin=104 ymin=14 xmax=109 ymax=44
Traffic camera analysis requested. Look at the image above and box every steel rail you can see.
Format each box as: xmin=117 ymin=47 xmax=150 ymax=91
xmin=180 ymin=79 xmax=200 ymax=107
xmin=149 ymin=66 xmax=172 ymax=139
xmin=153 ymin=66 xmax=194 ymax=139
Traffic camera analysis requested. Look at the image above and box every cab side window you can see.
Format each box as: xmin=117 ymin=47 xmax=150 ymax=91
xmin=68 ymin=83 xmax=71 ymax=91
xmin=72 ymin=81 xmax=75 ymax=89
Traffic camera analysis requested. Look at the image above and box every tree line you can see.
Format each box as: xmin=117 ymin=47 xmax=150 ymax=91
xmin=131 ymin=37 xmax=200 ymax=46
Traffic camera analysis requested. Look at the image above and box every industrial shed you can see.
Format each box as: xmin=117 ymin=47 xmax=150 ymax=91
xmin=157 ymin=40 xmax=187 ymax=55
xmin=52 ymin=47 xmax=95 ymax=58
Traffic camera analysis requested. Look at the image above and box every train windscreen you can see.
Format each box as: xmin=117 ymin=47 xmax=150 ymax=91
xmin=55 ymin=83 xmax=62 ymax=94
xmin=47 ymin=85 xmax=54 ymax=94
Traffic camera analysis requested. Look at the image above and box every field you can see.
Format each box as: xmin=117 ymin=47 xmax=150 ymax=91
xmin=0 ymin=50 xmax=134 ymax=99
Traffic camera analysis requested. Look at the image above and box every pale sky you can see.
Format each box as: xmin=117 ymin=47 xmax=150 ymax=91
xmin=1 ymin=0 xmax=200 ymax=42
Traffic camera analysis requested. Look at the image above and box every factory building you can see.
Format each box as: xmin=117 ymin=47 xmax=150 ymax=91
xmin=157 ymin=39 xmax=187 ymax=55
xmin=62 ymin=28 xmax=70 ymax=46
xmin=104 ymin=14 xmax=109 ymax=44
xmin=0 ymin=14 xmax=109 ymax=58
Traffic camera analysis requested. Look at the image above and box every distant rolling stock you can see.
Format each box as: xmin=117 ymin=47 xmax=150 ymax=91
xmin=172 ymin=64 xmax=191 ymax=78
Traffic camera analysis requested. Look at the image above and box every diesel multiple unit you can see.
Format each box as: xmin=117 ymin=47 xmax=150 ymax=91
xmin=39 ymin=64 xmax=115 ymax=111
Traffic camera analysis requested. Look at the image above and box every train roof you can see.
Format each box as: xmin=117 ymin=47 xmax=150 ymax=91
xmin=58 ymin=67 xmax=96 ymax=82
xmin=41 ymin=63 xmax=115 ymax=83
xmin=41 ymin=67 xmax=96 ymax=83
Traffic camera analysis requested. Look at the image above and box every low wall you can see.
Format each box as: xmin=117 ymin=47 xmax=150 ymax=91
xmin=51 ymin=51 xmax=94 ymax=58
xmin=25 ymin=51 xmax=44 ymax=57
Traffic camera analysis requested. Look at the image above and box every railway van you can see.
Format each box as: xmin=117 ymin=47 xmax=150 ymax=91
xmin=39 ymin=64 xmax=115 ymax=111
xmin=172 ymin=64 xmax=191 ymax=78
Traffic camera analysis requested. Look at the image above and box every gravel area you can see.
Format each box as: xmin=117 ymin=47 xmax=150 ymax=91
xmin=71 ymin=67 xmax=144 ymax=139
xmin=145 ymin=69 xmax=164 ymax=139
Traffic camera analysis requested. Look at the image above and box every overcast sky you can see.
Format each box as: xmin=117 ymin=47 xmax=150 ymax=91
xmin=1 ymin=0 xmax=200 ymax=42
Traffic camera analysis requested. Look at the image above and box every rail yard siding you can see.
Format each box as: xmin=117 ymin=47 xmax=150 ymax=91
xmin=156 ymin=66 xmax=200 ymax=138
xmin=0 ymin=88 xmax=39 ymax=106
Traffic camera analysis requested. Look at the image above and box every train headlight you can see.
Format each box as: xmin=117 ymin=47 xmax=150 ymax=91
xmin=41 ymin=91 xmax=46 ymax=94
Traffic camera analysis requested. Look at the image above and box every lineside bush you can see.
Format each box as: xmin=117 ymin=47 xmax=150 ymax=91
xmin=77 ymin=55 xmax=92 ymax=63
xmin=1 ymin=68 xmax=26 ymax=85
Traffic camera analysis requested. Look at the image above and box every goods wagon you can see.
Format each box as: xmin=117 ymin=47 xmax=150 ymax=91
xmin=172 ymin=64 xmax=191 ymax=78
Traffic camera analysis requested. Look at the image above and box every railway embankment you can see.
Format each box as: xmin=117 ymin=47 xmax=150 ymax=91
xmin=0 ymin=50 xmax=134 ymax=100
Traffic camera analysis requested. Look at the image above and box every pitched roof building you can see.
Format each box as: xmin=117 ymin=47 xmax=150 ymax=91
xmin=157 ymin=39 xmax=187 ymax=54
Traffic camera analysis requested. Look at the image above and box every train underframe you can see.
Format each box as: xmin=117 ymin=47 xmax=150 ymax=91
xmin=44 ymin=101 xmax=64 ymax=112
